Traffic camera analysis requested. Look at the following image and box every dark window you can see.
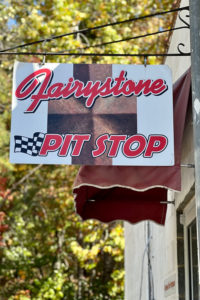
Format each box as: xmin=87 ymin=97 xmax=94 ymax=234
xmin=188 ymin=219 xmax=198 ymax=300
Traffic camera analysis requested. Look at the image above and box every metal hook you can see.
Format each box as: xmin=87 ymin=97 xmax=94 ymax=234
xmin=160 ymin=200 xmax=175 ymax=205
xmin=144 ymin=56 xmax=147 ymax=68
xmin=41 ymin=54 xmax=46 ymax=65
xmin=40 ymin=39 xmax=48 ymax=66
xmin=178 ymin=7 xmax=190 ymax=29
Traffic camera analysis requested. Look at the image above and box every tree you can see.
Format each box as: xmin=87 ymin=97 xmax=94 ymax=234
xmin=0 ymin=0 xmax=176 ymax=299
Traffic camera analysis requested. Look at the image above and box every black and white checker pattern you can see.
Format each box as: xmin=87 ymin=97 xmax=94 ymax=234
xmin=14 ymin=132 xmax=45 ymax=156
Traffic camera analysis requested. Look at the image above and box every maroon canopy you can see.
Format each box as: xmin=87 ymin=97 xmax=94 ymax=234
xmin=73 ymin=69 xmax=191 ymax=225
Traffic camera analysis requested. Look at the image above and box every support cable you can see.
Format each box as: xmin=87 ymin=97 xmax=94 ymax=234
xmin=56 ymin=25 xmax=189 ymax=53
xmin=0 ymin=6 xmax=189 ymax=54
xmin=0 ymin=52 xmax=191 ymax=57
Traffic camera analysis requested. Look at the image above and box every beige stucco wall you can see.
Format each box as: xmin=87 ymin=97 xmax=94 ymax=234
xmin=166 ymin=0 xmax=193 ymax=211
xmin=125 ymin=1 xmax=192 ymax=299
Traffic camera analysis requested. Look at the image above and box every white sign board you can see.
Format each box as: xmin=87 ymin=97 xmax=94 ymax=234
xmin=10 ymin=62 xmax=174 ymax=166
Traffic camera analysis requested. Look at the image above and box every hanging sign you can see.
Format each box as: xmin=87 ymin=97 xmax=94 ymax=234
xmin=10 ymin=62 xmax=174 ymax=166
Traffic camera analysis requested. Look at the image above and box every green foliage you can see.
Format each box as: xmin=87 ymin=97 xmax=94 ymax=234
xmin=0 ymin=164 xmax=125 ymax=299
xmin=0 ymin=0 xmax=175 ymax=299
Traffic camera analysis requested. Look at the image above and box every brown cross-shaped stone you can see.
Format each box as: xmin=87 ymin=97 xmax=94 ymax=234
xmin=48 ymin=64 xmax=137 ymax=165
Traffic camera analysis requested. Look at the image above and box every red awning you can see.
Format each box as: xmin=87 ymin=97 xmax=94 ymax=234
xmin=73 ymin=68 xmax=191 ymax=225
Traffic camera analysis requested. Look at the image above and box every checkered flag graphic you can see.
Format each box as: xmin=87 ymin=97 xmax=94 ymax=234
xmin=14 ymin=132 xmax=45 ymax=156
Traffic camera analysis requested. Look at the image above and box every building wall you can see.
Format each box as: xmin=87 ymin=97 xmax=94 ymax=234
xmin=125 ymin=1 xmax=192 ymax=299
xmin=125 ymin=222 xmax=149 ymax=300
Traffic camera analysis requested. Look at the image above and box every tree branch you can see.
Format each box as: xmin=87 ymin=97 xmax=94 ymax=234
xmin=0 ymin=164 xmax=43 ymax=209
